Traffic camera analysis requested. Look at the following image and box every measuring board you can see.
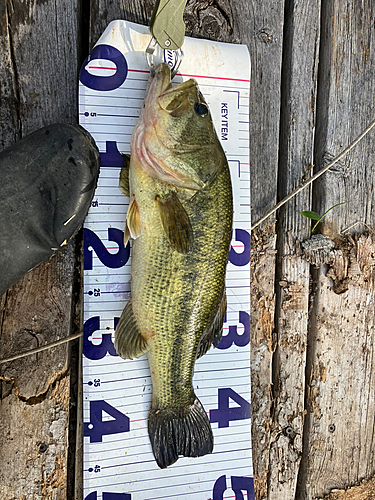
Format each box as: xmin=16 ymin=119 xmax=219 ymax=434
xmin=79 ymin=20 xmax=252 ymax=500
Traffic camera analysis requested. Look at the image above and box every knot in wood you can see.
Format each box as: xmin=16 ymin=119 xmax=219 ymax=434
xmin=257 ymin=28 xmax=274 ymax=44
xmin=284 ymin=426 xmax=296 ymax=439
xmin=302 ymin=234 xmax=338 ymax=267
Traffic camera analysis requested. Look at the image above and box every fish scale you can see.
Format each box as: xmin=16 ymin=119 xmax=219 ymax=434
xmin=115 ymin=63 xmax=233 ymax=468
xmin=131 ymin=161 xmax=232 ymax=408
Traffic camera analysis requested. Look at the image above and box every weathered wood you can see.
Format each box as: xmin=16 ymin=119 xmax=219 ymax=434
xmin=250 ymin=222 xmax=278 ymax=498
xmin=323 ymin=475 xmax=375 ymax=499
xmin=266 ymin=1 xmax=321 ymax=498
xmin=242 ymin=0 xmax=285 ymax=496
xmin=299 ymin=0 xmax=375 ymax=497
xmin=0 ymin=0 xmax=81 ymax=498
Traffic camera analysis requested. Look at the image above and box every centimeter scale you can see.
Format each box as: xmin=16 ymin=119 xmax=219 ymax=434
xmin=79 ymin=20 xmax=253 ymax=500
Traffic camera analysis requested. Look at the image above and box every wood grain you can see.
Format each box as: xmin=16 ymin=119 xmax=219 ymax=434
xmin=266 ymin=1 xmax=320 ymax=498
xmin=242 ymin=0 xmax=285 ymax=495
xmin=0 ymin=0 xmax=81 ymax=498
xmin=300 ymin=0 xmax=375 ymax=497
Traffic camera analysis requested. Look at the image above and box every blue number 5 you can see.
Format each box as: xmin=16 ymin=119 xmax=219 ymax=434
xmin=213 ymin=475 xmax=254 ymax=500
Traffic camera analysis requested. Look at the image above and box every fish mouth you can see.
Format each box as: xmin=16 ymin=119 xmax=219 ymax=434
xmin=147 ymin=63 xmax=173 ymax=103
xmin=148 ymin=64 xmax=197 ymax=112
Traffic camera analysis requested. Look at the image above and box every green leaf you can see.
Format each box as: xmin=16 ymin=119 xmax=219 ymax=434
xmin=311 ymin=200 xmax=354 ymax=234
xmin=301 ymin=211 xmax=320 ymax=220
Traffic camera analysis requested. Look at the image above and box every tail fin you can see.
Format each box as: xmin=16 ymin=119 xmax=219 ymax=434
xmin=148 ymin=396 xmax=213 ymax=469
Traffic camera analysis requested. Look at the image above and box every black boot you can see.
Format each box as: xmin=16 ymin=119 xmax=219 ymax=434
xmin=0 ymin=123 xmax=100 ymax=296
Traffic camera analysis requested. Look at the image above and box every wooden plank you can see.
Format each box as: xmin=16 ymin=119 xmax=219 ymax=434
xmin=237 ymin=0 xmax=285 ymax=497
xmin=0 ymin=0 xmax=80 ymax=498
xmin=89 ymin=0 xmax=154 ymax=48
xmin=265 ymin=1 xmax=321 ymax=498
xmin=300 ymin=0 xmax=375 ymax=497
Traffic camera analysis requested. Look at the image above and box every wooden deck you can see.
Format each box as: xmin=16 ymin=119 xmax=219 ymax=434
xmin=1 ymin=1 xmax=375 ymax=499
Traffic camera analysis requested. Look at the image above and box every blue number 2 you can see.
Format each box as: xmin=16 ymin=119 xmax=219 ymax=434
xmin=84 ymin=228 xmax=129 ymax=270
xmin=229 ymin=229 xmax=250 ymax=266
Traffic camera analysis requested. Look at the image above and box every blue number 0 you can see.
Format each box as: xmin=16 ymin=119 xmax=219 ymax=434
xmin=80 ymin=44 xmax=128 ymax=91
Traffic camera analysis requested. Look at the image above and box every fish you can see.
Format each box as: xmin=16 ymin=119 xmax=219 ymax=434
xmin=114 ymin=63 xmax=233 ymax=469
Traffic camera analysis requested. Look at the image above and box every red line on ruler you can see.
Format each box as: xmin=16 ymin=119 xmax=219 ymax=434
xmin=87 ymin=67 xmax=249 ymax=81
xmin=128 ymin=69 xmax=151 ymax=74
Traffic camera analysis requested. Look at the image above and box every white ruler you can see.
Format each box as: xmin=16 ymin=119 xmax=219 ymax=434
xmin=79 ymin=20 xmax=252 ymax=500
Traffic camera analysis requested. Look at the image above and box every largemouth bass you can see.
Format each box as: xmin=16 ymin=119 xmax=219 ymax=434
xmin=114 ymin=63 xmax=233 ymax=468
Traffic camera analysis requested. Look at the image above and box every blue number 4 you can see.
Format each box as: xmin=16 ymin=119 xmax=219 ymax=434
xmin=84 ymin=400 xmax=130 ymax=443
xmin=213 ymin=475 xmax=254 ymax=500
xmin=210 ymin=388 xmax=250 ymax=428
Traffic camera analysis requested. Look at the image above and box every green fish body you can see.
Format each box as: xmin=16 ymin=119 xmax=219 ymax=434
xmin=114 ymin=63 xmax=233 ymax=468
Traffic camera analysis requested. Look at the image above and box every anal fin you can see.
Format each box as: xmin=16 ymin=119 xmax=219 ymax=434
xmin=196 ymin=292 xmax=227 ymax=359
xmin=114 ymin=299 xmax=149 ymax=359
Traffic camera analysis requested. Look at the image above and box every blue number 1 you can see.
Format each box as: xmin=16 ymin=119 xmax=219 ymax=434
xmin=85 ymin=492 xmax=131 ymax=500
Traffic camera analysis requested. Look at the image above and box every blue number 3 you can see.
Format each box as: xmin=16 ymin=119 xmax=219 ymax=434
xmin=218 ymin=311 xmax=250 ymax=350
xmin=83 ymin=316 xmax=119 ymax=360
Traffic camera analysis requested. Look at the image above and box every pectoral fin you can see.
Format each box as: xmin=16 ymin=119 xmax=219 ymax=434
xmin=124 ymin=195 xmax=141 ymax=247
xmin=114 ymin=299 xmax=149 ymax=359
xmin=196 ymin=292 xmax=227 ymax=359
xmin=156 ymin=191 xmax=193 ymax=254
xmin=119 ymin=154 xmax=131 ymax=197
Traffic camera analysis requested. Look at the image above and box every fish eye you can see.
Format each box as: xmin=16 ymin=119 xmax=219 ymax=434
xmin=194 ymin=102 xmax=208 ymax=118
